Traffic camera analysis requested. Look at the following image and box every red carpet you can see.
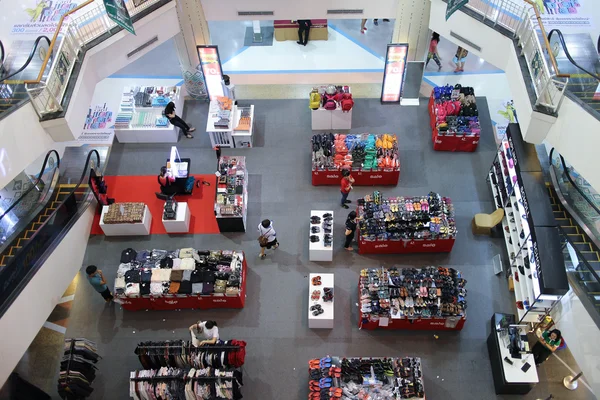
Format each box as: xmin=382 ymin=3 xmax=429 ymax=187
xmin=90 ymin=175 xmax=220 ymax=235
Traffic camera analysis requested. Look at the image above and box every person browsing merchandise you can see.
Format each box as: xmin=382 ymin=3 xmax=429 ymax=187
xmin=189 ymin=320 xmax=220 ymax=347
xmin=85 ymin=265 xmax=113 ymax=302
xmin=164 ymin=101 xmax=195 ymax=138
xmin=340 ymin=169 xmax=354 ymax=209
xmin=344 ymin=211 xmax=360 ymax=251
xmin=258 ymin=219 xmax=279 ymax=259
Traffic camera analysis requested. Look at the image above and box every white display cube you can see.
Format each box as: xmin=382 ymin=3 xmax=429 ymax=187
xmin=100 ymin=205 xmax=152 ymax=236
xmin=162 ymin=202 xmax=191 ymax=233
xmin=309 ymin=210 xmax=333 ymax=262
xmin=308 ymin=273 xmax=334 ymax=329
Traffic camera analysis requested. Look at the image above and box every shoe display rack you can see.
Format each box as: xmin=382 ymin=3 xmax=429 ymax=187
xmin=487 ymin=124 xmax=568 ymax=324
xmin=357 ymin=191 xmax=457 ymax=255
xmin=308 ymin=273 xmax=334 ymax=329
xmin=309 ymin=210 xmax=333 ymax=261
xmin=215 ymin=156 xmax=248 ymax=232
xmin=114 ymin=249 xmax=247 ymax=311
xmin=308 ymin=356 xmax=425 ymax=399
xmin=311 ymin=85 xmax=353 ymax=130
xmin=115 ymin=85 xmax=184 ymax=143
xmin=311 ymin=133 xmax=400 ymax=186
xmin=206 ymin=99 xmax=255 ymax=149
xmin=358 ymin=266 xmax=467 ymax=331
xmin=428 ymin=86 xmax=480 ymax=152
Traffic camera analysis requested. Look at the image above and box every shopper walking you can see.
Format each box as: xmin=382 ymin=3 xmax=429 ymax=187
xmin=164 ymin=101 xmax=195 ymax=138
xmin=360 ymin=19 xmax=367 ymax=34
xmin=297 ymin=20 xmax=311 ymax=46
xmin=373 ymin=19 xmax=390 ymax=26
xmin=344 ymin=211 xmax=359 ymax=251
xmin=258 ymin=219 xmax=279 ymax=259
xmin=453 ymin=46 xmax=468 ymax=73
xmin=85 ymin=265 xmax=113 ymax=303
xmin=532 ymin=329 xmax=562 ymax=365
xmin=340 ymin=169 xmax=354 ymax=209
xmin=426 ymin=32 xmax=442 ymax=70
xmin=189 ymin=320 xmax=221 ymax=347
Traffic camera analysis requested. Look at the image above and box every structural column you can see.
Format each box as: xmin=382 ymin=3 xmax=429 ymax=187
xmin=392 ymin=0 xmax=431 ymax=62
xmin=173 ymin=0 xmax=211 ymax=71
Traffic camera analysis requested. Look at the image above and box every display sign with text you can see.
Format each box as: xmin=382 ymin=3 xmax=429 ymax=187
xmin=197 ymin=46 xmax=225 ymax=101
xmin=103 ymin=0 xmax=135 ymax=35
xmin=380 ymin=44 xmax=408 ymax=103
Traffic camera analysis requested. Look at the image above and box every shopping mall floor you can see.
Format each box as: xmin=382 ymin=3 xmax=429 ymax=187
xmin=18 ymin=98 xmax=596 ymax=400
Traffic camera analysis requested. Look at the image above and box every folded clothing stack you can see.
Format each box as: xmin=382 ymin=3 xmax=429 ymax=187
xmin=115 ymin=248 xmax=244 ymax=298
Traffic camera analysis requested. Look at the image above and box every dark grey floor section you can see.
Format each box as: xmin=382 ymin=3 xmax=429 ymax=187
xmin=61 ymin=99 xmax=596 ymax=400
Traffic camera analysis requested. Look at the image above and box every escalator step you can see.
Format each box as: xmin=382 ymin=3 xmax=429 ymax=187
xmin=562 ymin=226 xmax=580 ymax=235
xmin=553 ymin=211 xmax=566 ymax=219
xmin=551 ymin=204 xmax=561 ymax=212
xmin=573 ymin=242 xmax=592 ymax=252
xmin=8 ymin=246 xmax=21 ymax=256
xmin=580 ymin=251 xmax=600 ymax=262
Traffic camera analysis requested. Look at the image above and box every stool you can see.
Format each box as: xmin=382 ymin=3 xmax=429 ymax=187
xmin=472 ymin=208 xmax=504 ymax=235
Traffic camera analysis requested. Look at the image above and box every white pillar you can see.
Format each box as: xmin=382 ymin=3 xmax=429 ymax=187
xmin=392 ymin=0 xmax=431 ymax=62
xmin=173 ymin=0 xmax=211 ymax=70
xmin=252 ymin=20 xmax=263 ymax=43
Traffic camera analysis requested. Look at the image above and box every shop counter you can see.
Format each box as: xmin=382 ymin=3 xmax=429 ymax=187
xmin=274 ymin=20 xmax=328 ymax=41
xmin=100 ymin=205 xmax=152 ymax=236
xmin=308 ymin=273 xmax=334 ymax=329
xmin=357 ymin=237 xmax=455 ymax=254
xmin=161 ymin=202 xmax=191 ymax=233
xmin=487 ymin=313 xmax=538 ymax=394
xmin=115 ymin=258 xmax=247 ymax=311
xmin=312 ymin=169 xmax=400 ymax=186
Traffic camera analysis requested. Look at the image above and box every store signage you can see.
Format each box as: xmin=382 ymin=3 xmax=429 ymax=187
xmin=370 ymin=175 xmax=383 ymax=179
xmin=380 ymin=44 xmax=408 ymax=103
xmin=103 ymin=0 xmax=135 ymax=35
xmin=197 ymin=46 xmax=225 ymax=100
xmin=374 ymin=244 xmax=388 ymax=249
xmin=212 ymin=299 xmax=228 ymax=303
xmin=446 ymin=0 xmax=469 ymax=20
xmin=326 ymin=174 xmax=340 ymax=179
xmin=422 ymin=243 xmax=436 ymax=248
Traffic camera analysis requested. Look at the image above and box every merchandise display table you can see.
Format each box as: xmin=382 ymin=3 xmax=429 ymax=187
xmin=311 ymin=108 xmax=352 ymax=130
xmin=115 ymin=86 xmax=184 ymax=143
xmin=312 ymin=169 xmax=400 ymax=186
xmin=274 ymin=19 xmax=328 ymax=41
xmin=428 ymin=90 xmax=480 ymax=152
xmin=360 ymin=315 xmax=466 ymax=331
xmin=309 ymin=210 xmax=333 ymax=262
xmin=100 ymin=205 xmax=152 ymax=236
xmin=487 ymin=313 xmax=538 ymax=394
xmin=215 ymin=156 xmax=247 ymax=232
xmin=161 ymin=202 xmax=191 ymax=233
xmin=358 ymin=237 xmax=455 ymax=254
xmin=206 ymin=101 xmax=255 ymax=149
xmin=308 ymin=273 xmax=334 ymax=329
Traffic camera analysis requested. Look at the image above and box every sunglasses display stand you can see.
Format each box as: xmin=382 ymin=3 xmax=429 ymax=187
xmin=308 ymin=273 xmax=334 ymax=329
xmin=487 ymin=124 xmax=568 ymax=324
xmin=309 ymin=210 xmax=333 ymax=262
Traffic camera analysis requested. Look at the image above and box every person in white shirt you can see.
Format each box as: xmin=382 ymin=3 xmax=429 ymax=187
xmin=222 ymin=75 xmax=236 ymax=103
xmin=258 ymin=219 xmax=278 ymax=259
xmin=189 ymin=320 xmax=220 ymax=347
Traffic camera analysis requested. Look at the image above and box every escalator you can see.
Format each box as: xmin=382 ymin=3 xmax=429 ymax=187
xmin=0 ymin=149 xmax=101 ymax=318
xmin=548 ymin=148 xmax=600 ymax=324
xmin=0 ymin=36 xmax=52 ymax=118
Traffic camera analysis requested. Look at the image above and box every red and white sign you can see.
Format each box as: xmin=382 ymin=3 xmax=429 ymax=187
xmin=197 ymin=46 xmax=224 ymax=101
xmin=381 ymin=44 xmax=409 ymax=103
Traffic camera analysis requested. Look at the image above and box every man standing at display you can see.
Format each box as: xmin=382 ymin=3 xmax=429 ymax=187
xmin=85 ymin=265 xmax=113 ymax=302
xmin=297 ymin=20 xmax=311 ymax=46
xmin=340 ymin=169 xmax=354 ymax=209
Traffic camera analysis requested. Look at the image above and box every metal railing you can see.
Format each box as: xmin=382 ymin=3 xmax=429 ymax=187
xmin=23 ymin=0 xmax=164 ymax=117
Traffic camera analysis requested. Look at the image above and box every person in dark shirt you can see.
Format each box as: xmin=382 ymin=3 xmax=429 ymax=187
xmin=86 ymin=265 xmax=113 ymax=302
xmin=164 ymin=101 xmax=195 ymax=138
xmin=297 ymin=20 xmax=312 ymax=46
xmin=344 ymin=211 xmax=359 ymax=251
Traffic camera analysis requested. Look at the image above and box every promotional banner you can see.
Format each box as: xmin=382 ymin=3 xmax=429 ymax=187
xmin=531 ymin=0 xmax=593 ymax=31
xmin=10 ymin=0 xmax=80 ymax=35
xmin=197 ymin=46 xmax=225 ymax=100
xmin=446 ymin=0 xmax=469 ymax=20
xmin=380 ymin=44 xmax=408 ymax=103
xmin=103 ymin=0 xmax=135 ymax=35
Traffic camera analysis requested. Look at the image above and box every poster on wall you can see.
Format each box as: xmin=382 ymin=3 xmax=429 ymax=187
xmin=56 ymin=51 xmax=70 ymax=85
xmin=77 ymin=103 xmax=115 ymax=144
xmin=531 ymin=0 xmax=593 ymax=32
xmin=103 ymin=0 xmax=136 ymax=35
xmin=380 ymin=44 xmax=408 ymax=103
xmin=446 ymin=0 xmax=469 ymax=20
xmin=197 ymin=46 xmax=225 ymax=101
xmin=11 ymin=0 xmax=79 ymax=35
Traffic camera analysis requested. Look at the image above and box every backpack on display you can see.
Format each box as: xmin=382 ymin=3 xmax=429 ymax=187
xmin=341 ymin=93 xmax=354 ymax=112
xmin=323 ymin=93 xmax=337 ymax=110
xmin=309 ymin=90 xmax=321 ymax=110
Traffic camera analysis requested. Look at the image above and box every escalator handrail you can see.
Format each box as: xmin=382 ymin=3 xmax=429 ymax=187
xmin=557 ymin=225 xmax=600 ymax=284
xmin=547 ymin=29 xmax=600 ymax=82
xmin=0 ymin=39 xmax=4 ymax=66
xmin=549 ymin=148 xmax=600 ymax=216
xmin=0 ymin=149 xmax=60 ymax=222
xmin=0 ymin=35 xmax=51 ymax=83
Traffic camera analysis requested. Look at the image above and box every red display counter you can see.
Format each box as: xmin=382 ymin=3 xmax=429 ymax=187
xmin=116 ymin=258 xmax=247 ymax=311
xmin=428 ymin=94 xmax=479 ymax=152
xmin=312 ymin=169 xmax=400 ymax=186
xmin=357 ymin=237 xmax=455 ymax=254
xmin=359 ymin=314 xmax=466 ymax=331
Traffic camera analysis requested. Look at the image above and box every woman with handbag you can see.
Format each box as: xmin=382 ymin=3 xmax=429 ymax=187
xmin=258 ymin=219 xmax=278 ymax=259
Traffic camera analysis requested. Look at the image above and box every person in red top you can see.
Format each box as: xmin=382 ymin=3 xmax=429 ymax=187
xmin=340 ymin=169 xmax=354 ymax=209
xmin=426 ymin=32 xmax=442 ymax=70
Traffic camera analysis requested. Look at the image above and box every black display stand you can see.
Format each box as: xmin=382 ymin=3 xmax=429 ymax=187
xmin=216 ymin=217 xmax=245 ymax=232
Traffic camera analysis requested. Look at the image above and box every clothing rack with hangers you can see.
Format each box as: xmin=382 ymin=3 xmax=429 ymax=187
xmin=58 ymin=338 xmax=101 ymax=400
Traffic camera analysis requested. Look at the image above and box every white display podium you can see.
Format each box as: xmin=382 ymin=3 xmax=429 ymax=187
xmin=309 ymin=210 xmax=333 ymax=262
xmin=207 ymin=102 xmax=254 ymax=148
xmin=311 ymin=108 xmax=352 ymax=130
xmin=496 ymin=329 xmax=539 ymax=384
xmin=308 ymin=273 xmax=334 ymax=329
xmin=162 ymin=202 xmax=191 ymax=233
xmin=100 ymin=205 xmax=152 ymax=236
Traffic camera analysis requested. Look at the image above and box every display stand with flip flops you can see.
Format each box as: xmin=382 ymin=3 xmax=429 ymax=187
xmin=308 ymin=273 xmax=334 ymax=329
xmin=309 ymin=210 xmax=333 ymax=261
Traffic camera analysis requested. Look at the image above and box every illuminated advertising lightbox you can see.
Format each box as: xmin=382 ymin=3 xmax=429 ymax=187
xmin=380 ymin=44 xmax=409 ymax=103
xmin=197 ymin=46 xmax=224 ymax=100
